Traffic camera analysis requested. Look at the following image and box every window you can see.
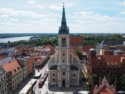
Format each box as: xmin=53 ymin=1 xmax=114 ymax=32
xmin=63 ymin=60 xmax=65 ymax=62
xmin=53 ymin=78 xmax=55 ymax=81
xmin=62 ymin=38 xmax=66 ymax=46
xmin=63 ymin=72 xmax=65 ymax=76
xmin=73 ymin=79 xmax=75 ymax=82
xmin=73 ymin=74 xmax=75 ymax=77
xmin=63 ymin=53 xmax=65 ymax=56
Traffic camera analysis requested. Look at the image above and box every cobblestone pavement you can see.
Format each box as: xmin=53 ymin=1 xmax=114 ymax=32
xmin=33 ymin=63 xmax=48 ymax=94
xmin=33 ymin=60 xmax=88 ymax=94
xmin=34 ymin=77 xmax=88 ymax=94
xmin=37 ymin=78 xmax=74 ymax=94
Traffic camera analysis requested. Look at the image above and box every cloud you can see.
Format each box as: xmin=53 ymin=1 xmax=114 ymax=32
xmin=9 ymin=18 xmax=18 ymax=22
xmin=0 ymin=0 xmax=125 ymax=33
xmin=49 ymin=5 xmax=61 ymax=11
xmin=121 ymin=11 xmax=125 ymax=14
xmin=28 ymin=0 xmax=44 ymax=9
xmin=0 ymin=8 xmax=46 ymax=18
xmin=71 ymin=11 xmax=114 ymax=24
xmin=121 ymin=0 xmax=125 ymax=6
xmin=67 ymin=10 xmax=125 ymax=33
xmin=0 ymin=14 xmax=9 ymax=19
xmin=37 ymin=4 xmax=44 ymax=9
xmin=66 ymin=2 xmax=77 ymax=7
xmin=28 ymin=0 xmax=35 ymax=4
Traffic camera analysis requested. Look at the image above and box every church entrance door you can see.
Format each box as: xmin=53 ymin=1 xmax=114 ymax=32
xmin=62 ymin=80 xmax=65 ymax=87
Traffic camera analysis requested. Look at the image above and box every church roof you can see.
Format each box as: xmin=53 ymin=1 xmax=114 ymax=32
xmin=50 ymin=65 xmax=57 ymax=70
xmin=70 ymin=65 xmax=78 ymax=70
xmin=50 ymin=65 xmax=78 ymax=70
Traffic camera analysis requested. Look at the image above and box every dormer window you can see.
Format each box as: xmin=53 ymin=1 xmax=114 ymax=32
xmin=17 ymin=67 xmax=20 ymax=70
xmin=13 ymin=69 xmax=16 ymax=72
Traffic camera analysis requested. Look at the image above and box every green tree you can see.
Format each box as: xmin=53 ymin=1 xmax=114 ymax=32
xmin=92 ymin=74 xmax=99 ymax=86
xmin=120 ymin=73 xmax=125 ymax=90
xmin=75 ymin=49 xmax=83 ymax=60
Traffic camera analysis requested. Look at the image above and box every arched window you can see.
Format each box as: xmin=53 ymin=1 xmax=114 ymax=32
xmin=63 ymin=72 xmax=65 ymax=76
xmin=62 ymin=38 xmax=66 ymax=46
xmin=53 ymin=78 xmax=55 ymax=81
xmin=63 ymin=60 xmax=65 ymax=62
xmin=73 ymin=74 xmax=75 ymax=77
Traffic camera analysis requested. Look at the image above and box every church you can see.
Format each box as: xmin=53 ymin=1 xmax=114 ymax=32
xmin=48 ymin=4 xmax=80 ymax=87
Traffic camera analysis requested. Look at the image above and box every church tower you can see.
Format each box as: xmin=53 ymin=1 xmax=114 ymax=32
xmin=48 ymin=3 xmax=80 ymax=88
xmin=57 ymin=3 xmax=70 ymax=87
xmin=58 ymin=4 xmax=70 ymax=66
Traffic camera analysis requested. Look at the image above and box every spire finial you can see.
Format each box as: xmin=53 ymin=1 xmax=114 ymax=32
xmin=63 ymin=2 xmax=64 ymax=7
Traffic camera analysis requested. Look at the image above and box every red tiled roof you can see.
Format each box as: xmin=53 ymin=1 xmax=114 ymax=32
xmin=96 ymin=55 xmax=125 ymax=65
xmin=35 ymin=57 xmax=42 ymax=62
xmin=2 ymin=59 xmax=21 ymax=73
xmin=93 ymin=77 xmax=116 ymax=94
xmin=43 ymin=44 xmax=55 ymax=49
xmin=70 ymin=36 xmax=83 ymax=45
xmin=0 ymin=55 xmax=6 ymax=60
xmin=98 ymin=86 xmax=113 ymax=94
xmin=83 ymin=45 xmax=95 ymax=52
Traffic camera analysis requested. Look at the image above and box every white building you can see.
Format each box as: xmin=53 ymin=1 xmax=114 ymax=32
xmin=48 ymin=4 xmax=80 ymax=87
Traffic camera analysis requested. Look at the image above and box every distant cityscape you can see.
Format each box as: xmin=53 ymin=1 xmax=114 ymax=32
xmin=0 ymin=2 xmax=125 ymax=94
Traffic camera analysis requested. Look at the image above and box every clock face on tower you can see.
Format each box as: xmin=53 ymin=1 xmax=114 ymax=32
xmin=62 ymin=38 xmax=66 ymax=46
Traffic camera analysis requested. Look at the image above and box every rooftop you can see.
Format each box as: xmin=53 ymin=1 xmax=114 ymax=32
xmin=2 ymin=59 xmax=21 ymax=74
xmin=70 ymin=36 xmax=83 ymax=45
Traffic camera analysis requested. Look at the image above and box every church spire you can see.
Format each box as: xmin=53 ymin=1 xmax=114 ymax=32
xmin=61 ymin=3 xmax=67 ymax=27
xmin=59 ymin=3 xmax=69 ymax=34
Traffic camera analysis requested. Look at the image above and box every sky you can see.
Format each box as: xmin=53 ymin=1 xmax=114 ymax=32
xmin=0 ymin=0 xmax=125 ymax=33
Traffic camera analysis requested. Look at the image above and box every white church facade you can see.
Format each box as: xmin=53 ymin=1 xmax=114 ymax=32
xmin=48 ymin=4 xmax=80 ymax=87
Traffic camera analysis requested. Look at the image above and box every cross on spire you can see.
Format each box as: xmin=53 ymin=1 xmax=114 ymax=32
xmin=63 ymin=2 xmax=64 ymax=8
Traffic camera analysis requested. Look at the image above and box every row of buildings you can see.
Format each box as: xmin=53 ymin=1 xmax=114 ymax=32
xmin=0 ymin=55 xmax=34 ymax=93
xmin=0 ymin=44 xmax=54 ymax=94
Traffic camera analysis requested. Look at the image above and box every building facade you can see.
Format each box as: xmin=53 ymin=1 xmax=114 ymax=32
xmin=48 ymin=4 xmax=80 ymax=87
xmin=2 ymin=59 xmax=23 ymax=92
xmin=87 ymin=48 xmax=125 ymax=90
xmin=88 ymin=48 xmax=125 ymax=77
xmin=93 ymin=77 xmax=116 ymax=94
xmin=0 ymin=66 xmax=7 ymax=94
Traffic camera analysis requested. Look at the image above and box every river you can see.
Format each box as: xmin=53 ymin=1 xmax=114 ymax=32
xmin=0 ymin=36 xmax=32 ymax=43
